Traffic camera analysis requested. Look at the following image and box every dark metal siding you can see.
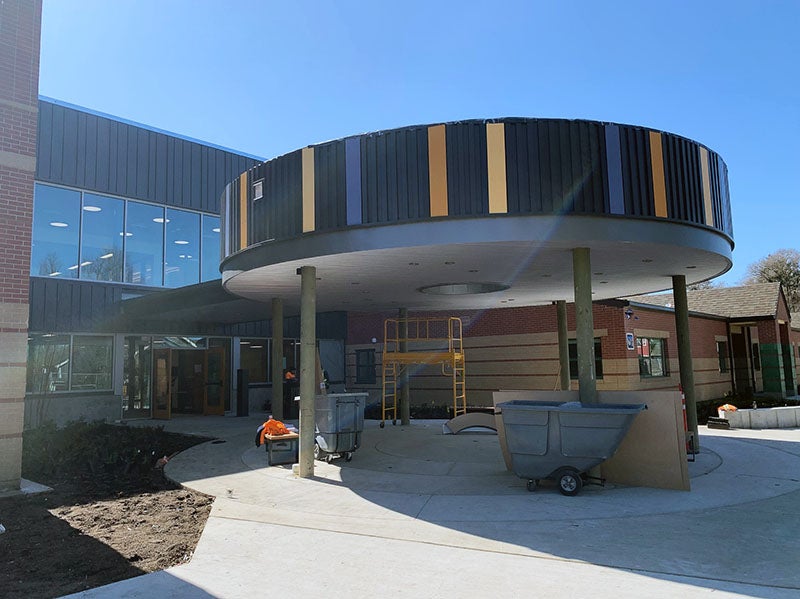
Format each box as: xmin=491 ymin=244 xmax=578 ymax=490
xmin=618 ymin=126 xmax=654 ymax=217
xmin=220 ymin=311 xmax=347 ymax=340
xmin=314 ymin=140 xmax=347 ymax=231
xmin=29 ymin=278 xmax=123 ymax=333
xmin=662 ymin=135 xmax=703 ymax=224
xmin=249 ymin=150 xmax=303 ymax=244
xmin=505 ymin=120 xmax=607 ymax=215
xmin=36 ymin=100 xmax=258 ymax=213
xmin=360 ymin=128 xmax=430 ymax=224
xmin=446 ymin=122 xmax=488 ymax=216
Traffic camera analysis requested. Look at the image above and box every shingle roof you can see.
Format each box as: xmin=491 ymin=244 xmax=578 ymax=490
xmin=624 ymin=283 xmax=783 ymax=319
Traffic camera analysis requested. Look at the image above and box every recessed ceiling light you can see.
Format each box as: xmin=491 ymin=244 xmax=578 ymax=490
xmin=67 ymin=264 xmax=79 ymax=270
xmin=48 ymin=271 xmax=61 ymax=276
xmin=179 ymin=254 xmax=186 ymax=259
xmin=250 ymin=345 xmax=263 ymax=349
xmin=212 ymin=227 xmax=220 ymax=233
xmin=99 ymin=253 xmax=114 ymax=260
xmin=83 ymin=205 xmax=101 ymax=212
xmin=153 ymin=217 xmax=170 ymax=223
xmin=119 ymin=232 xmax=133 ymax=237
xmin=49 ymin=221 xmax=68 ymax=227
xmin=174 ymin=240 xmax=189 ymax=245
xmin=80 ymin=261 xmax=92 ymax=267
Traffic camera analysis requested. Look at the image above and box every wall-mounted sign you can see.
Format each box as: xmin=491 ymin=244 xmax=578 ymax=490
xmin=626 ymin=333 xmax=635 ymax=351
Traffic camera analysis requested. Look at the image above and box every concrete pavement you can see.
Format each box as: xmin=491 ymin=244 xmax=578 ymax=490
xmin=64 ymin=416 xmax=800 ymax=598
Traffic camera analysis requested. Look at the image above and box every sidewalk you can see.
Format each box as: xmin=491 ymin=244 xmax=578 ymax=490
xmin=65 ymin=417 xmax=800 ymax=598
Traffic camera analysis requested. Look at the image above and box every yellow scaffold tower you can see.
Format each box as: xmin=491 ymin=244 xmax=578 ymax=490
xmin=381 ymin=316 xmax=466 ymax=427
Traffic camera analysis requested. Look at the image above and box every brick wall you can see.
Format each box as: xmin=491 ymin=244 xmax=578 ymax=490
xmin=345 ymin=301 xmax=734 ymax=409
xmin=0 ymin=0 xmax=41 ymax=491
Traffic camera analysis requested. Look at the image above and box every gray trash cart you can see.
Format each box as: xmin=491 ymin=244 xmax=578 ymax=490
xmin=314 ymin=393 xmax=367 ymax=463
xmin=497 ymin=400 xmax=646 ymax=496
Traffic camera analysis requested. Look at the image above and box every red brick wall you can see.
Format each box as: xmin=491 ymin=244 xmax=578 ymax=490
xmin=0 ymin=0 xmax=41 ymax=305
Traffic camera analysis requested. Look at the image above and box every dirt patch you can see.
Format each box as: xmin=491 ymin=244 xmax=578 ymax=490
xmin=0 ymin=423 xmax=214 ymax=598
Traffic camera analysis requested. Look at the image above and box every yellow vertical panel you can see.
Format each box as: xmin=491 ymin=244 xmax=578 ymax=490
xmin=486 ymin=123 xmax=508 ymax=214
xmin=649 ymin=131 xmax=668 ymax=218
xmin=302 ymin=147 xmax=315 ymax=233
xmin=428 ymin=124 xmax=448 ymax=217
xmin=699 ymin=147 xmax=714 ymax=227
xmin=239 ymin=173 xmax=248 ymax=250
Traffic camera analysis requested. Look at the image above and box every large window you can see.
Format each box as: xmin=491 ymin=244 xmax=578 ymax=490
xmin=80 ymin=193 xmax=124 ymax=281
xmin=638 ymin=337 xmax=669 ymax=378
xmin=568 ymin=339 xmax=603 ymax=380
xmin=26 ymin=334 xmax=113 ymax=393
xmin=165 ymin=208 xmax=200 ymax=287
xmin=31 ymin=184 xmax=217 ymax=289
xmin=201 ymin=215 xmax=221 ymax=282
xmin=125 ymin=201 xmax=165 ymax=286
xmin=30 ymin=184 xmax=80 ymax=279
xmin=356 ymin=349 xmax=376 ymax=384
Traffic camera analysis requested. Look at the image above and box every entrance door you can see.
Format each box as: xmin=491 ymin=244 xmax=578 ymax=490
xmin=730 ymin=333 xmax=752 ymax=397
xmin=153 ymin=348 xmax=172 ymax=419
xmin=204 ymin=346 xmax=226 ymax=415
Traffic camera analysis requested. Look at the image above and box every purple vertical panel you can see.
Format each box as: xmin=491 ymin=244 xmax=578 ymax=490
xmin=605 ymin=124 xmax=625 ymax=215
xmin=345 ymin=137 xmax=362 ymax=226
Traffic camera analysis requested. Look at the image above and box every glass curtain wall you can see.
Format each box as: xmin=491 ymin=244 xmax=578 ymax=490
xmin=80 ymin=193 xmax=124 ymax=281
xmin=201 ymin=215 xmax=221 ymax=282
xmin=30 ymin=185 xmax=80 ymax=279
xmin=31 ymin=184 xmax=216 ymax=288
xmin=165 ymin=208 xmax=200 ymax=287
xmin=125 ymin=201 xmax=165 ymax=286
xmin=26 ymin=334 xmax=71 ymax=393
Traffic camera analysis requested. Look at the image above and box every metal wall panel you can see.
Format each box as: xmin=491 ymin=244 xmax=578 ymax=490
xmin=360 ymin=128 xmax=430 ymax=224
xmin=445 ymin=122 xmax=489 ymax=216
xmin=249 ymin=150 xmax=303 ymax=245
xmin=505 ymin=120 xmax=607 ymax=215
xmin=36 ymin=100 xmax=258 ymax=213
xmin=29 ymin=278 xmax=123 ymax=333
xmin=314 ymin=140 xmax=346 ymax=231
xmin=619 ymin=126 xmax=655 ymax=217
xmin=662 ymin=135 xmax=704 ymax=224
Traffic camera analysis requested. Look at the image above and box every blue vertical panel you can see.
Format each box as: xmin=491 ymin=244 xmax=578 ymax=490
xmin=604 ymin=124 xmax=625 ymax=215
xmin=345 ymin=137 xmax=362 ymax=226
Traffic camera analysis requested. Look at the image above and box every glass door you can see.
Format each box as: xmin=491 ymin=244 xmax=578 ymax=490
xmin=204 ymin=347 xmax=225 ymax=415
xmin=153 ymin=348 xmax=171 ymax=419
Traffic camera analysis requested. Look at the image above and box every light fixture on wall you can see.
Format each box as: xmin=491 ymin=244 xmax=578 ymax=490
xmin=625 ymin=308 xmax=633 ymax=320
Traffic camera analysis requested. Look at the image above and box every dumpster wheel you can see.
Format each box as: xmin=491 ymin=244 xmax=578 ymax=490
xmin=555 ymin=469 xmax=583 ymax=496
xmin=526 ymin=479 xmax=538 ymax=492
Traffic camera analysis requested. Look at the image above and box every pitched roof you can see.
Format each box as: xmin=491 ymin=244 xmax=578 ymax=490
xmin=624 ymin=282 xmax=783 ymax=319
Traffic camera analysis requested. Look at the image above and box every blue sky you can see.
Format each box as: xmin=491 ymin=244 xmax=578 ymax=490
xmin=39 ymin=0 xmax=798 ymax=286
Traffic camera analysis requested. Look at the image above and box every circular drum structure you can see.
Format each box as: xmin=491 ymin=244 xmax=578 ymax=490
xmin=220 ymin=118 xmax=732 ymax=312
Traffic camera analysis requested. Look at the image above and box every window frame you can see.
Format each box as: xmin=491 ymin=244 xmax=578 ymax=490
xmin=567 ymin=338 xmax=604 ymax=380
xmin=355 ymin=349 xmax=376 ymax=385
xmin=717 ymin=340 xmax=730 ymax=373
xmin=26 ymin=333 xmax=114 ymax=395
xmin=637 ymin=336 xmax=670 ymax=378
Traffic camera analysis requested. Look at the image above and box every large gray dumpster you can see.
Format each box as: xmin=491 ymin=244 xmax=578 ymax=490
xmin=497 ymin=400 xmax=646 ymax=496
xmin=314 ymin=393 xmax=367 ymax=463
